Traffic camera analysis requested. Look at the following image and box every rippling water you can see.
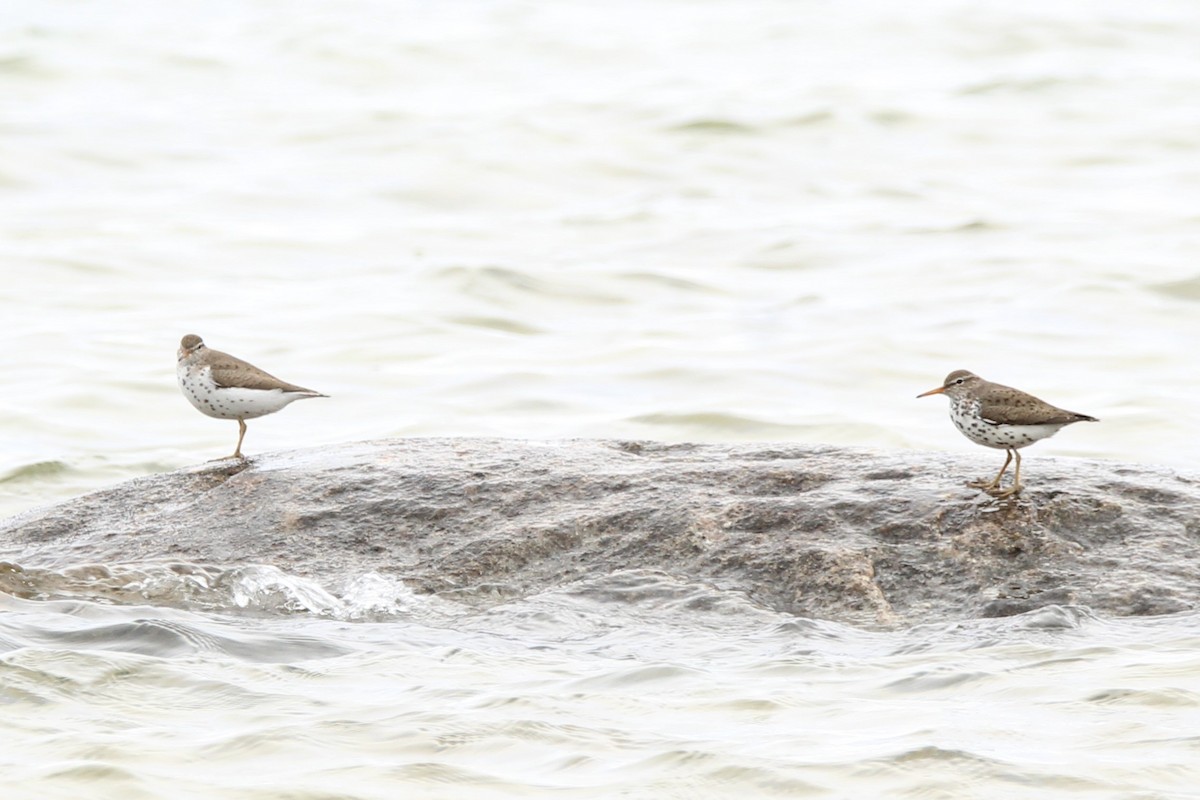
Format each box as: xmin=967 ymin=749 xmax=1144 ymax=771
xmin=4 ymin=0 xmax=1200 ymax=796
xmin=4 ymin=569 xmax=1200 ymax=798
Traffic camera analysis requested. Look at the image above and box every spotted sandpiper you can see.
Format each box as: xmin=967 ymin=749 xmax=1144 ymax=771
xmin=917 ymin=369 xmax=1097 ymax=498
xmin=176 ymin=334 xmax=327 ymax=460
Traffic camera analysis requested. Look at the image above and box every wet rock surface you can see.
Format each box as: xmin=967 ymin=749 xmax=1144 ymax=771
xmin=1 ymin=438 xmax=1197 ymax=627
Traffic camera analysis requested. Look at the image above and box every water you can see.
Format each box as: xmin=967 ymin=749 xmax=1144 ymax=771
xmin=4 ymin=0 xmax=1200 ymax=796
xmin=4 ymin=570 xmax=1200 ymax=799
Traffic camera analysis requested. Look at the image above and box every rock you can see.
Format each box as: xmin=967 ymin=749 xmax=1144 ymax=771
xmin=1 ymin=438 xmax=1197 ymax=627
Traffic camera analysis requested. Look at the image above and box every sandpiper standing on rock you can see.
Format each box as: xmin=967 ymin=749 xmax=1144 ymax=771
xmin=918 ymin=369 xmax=1097 ymax=498
xmin=176 ymin=334 xmax=327 ymax=460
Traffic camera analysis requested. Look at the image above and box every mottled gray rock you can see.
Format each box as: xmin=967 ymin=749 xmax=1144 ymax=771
xmin=1 ymin=438 xmax=1197 ymax=627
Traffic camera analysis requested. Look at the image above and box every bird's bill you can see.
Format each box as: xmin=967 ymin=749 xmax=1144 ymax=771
xmin=916 ymin=386 xmax=946 ymax=398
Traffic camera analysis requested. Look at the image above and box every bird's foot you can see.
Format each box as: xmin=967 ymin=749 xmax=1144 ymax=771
xmin=967 ymin=478 xmax=1000 ymax=490
xmin=986 ymin=483 xmax=1023 ymax=499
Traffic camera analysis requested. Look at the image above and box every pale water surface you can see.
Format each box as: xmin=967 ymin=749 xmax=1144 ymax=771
xmin=3 ymin=1 xmax=1200 ymax=797
xmin=4 ymin=570 xmax=1200 ymax=799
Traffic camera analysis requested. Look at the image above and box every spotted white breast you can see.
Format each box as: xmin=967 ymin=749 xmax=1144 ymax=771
xmin=177 ymin=363 xmax=315 ymax=421
xmin=948 ymin=399 xmax=1067 ymax=450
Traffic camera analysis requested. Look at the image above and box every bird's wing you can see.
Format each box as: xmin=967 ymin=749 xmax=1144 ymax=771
xmin=207 ymin=350 xmax=318 ymax=394
xmin=978 ymin=387 xmax=1095 ymax=426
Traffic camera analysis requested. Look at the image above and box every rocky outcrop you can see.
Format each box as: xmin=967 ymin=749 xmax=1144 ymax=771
xmin=1 ymin=438 xmax=1197 ymax=627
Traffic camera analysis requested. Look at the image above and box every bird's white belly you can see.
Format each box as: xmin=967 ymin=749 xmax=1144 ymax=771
xmin=177 ymin=365 xmax=303 ymax=420
xmin=949 ymin=401 xmax=1062 ymax=450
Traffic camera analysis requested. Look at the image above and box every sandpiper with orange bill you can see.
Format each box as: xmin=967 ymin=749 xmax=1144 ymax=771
xmin=918 ymin=370 xmax=1097 ymax=498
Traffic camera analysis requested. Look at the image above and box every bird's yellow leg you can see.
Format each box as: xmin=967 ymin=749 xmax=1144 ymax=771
xmin=231 ymin=419 xmax=248 ymax=460
xmin=968 ymin=449 xmax=1012 ymax=491
xmin=988 ymin=449 xmax=1023 ymax=498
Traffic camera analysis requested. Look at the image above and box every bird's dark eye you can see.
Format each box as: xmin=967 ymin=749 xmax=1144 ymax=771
xmin=955 ymin=378 xmax=964 ymax=385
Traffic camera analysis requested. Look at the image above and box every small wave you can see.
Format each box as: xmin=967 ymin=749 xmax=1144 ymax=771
xmin=614 ymin=270 xmax=724 ymax=293
xmin=433 ymin=264 xmax=625 ymax=305
xmin=1148 ymin=275 xmax=1200 ymax=302
xmin=0 ymin=561 xmax=338 ymax=614
xmin=0 ymin=601 xmax=351 ymax=664
xmin=957 ymin=76 xmax=1096 ymax=95
xmin=666 ymin=118 xmax=759 ymax=135
xmin=0 ymin=460 xmax=72 ymax=484
xmin=447 ymin=315 xmax=544 ymax=335
xmin=0 ymin=561 xmax=425 ymax=621
xmin=338 ymin=572 xmax=426 ymax=620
